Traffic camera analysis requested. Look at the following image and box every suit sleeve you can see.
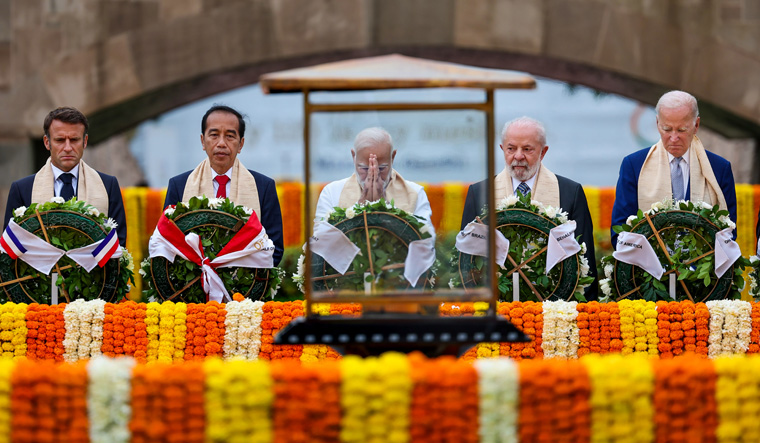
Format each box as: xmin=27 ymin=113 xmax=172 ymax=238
xmin=610 ymin=155 xmax=638 ymax=248
xmin=3 ymin=181 xmax=24 ymax=231
xmin=568 ymin=183 xmax=598 ymax=300
xmin=718 ymin=160 xmax=737 ymax=238
xmin=460 ymin=184 xmax=479 ymax=230
xmin=259 ymin=179 xmax=284 ymax=266
xmin=104 ymin=176 xmax=128 ymax=247
xmin=164 ymin=178 xmax=181 ymax=209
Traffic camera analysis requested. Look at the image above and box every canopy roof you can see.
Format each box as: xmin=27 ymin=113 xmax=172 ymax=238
xmin=260 ymin=54 xmax=536 ymax=93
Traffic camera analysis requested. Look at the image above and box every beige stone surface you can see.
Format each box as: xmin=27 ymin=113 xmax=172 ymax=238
xmin=159 ymin=0 xmax=203 ymax=21
xmin=374 ymin=0 xmax=455 ymax=46
xmin=544 ymin=0 xmax=607 ymax=65
xmin=454 ymin=0 xmax=544 ymax=54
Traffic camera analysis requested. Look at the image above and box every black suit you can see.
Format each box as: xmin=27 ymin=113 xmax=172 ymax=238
xmin=164 ymin=169 xmax=284 ymax=266
xmin=461 ymin=174 xmax=598 ymax=300
xmin=3 ymin=171 xmax=127 ymax=246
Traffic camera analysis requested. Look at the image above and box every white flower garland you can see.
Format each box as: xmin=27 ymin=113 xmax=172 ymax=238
xmin=474 ymin=358 xmax=519 ymax=443
xmin=541 ymin=300 xmax=580 ymax=359
xmin=706 ymin=300 xmax=752 ymax=358
xmin=63 ymin=300 xmax=106 ymax=362
xmin=223 ymin=299 xmax=264 ymax=360
xmin=88 ymin=356 xmax=136 ymax=443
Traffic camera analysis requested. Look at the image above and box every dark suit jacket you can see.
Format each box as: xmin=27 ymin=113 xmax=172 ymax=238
xmin=461 ymin=174 xmax=599 ymax=300
xmin=3 ymin=170 xmax=127 ymax=246
xmin=164 ymin=169 xmax=284 ymax=266
xmin=611 ymin=147 xmax=737 ymax=246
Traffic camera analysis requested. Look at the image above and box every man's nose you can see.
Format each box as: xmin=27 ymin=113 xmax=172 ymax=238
xmin=514 ymin=149 xmax=525 ymax=160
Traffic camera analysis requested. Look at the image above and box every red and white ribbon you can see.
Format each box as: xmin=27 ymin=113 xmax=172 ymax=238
xmin=148 ymin=212 xmax=274 ymax=302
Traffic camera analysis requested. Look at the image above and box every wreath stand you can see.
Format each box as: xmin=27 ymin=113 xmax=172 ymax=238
xmin=262 ymin=54 xmax=537 ymax=357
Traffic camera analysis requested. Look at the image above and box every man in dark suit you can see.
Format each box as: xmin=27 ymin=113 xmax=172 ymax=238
xmin=3 ymin=107 xmax=127 ymax=246
xmin=461 ymin=116 xmax=598 ymax=299
xmin=164 ymin=105 xmax=284 ymax=265
xmin=611 ymin=91 xmax=736 ymax=246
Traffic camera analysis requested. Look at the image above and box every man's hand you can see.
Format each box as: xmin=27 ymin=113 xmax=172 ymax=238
xmin=359 ymin=154 xmax=386 ymax=203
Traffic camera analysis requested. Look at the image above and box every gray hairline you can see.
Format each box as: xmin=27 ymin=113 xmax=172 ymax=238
xmin=500 ymin=116 xmax=547 ymax=147
xmin=353 ymin=127 xmax=394 ymax=154
xmin=655 ymin=90 xmax=699 ymax=121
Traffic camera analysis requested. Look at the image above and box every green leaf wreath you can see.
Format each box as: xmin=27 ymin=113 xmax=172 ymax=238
xmin=450 ymin=192 xmax=593 ymax=302
xmin=0 ymin=197 xmax=135 ymax=303
xmin=599 ymin=199 xmax=749 ymax=302
xmin=744 ymin=255 xmax=760 ymax=301
xmin=140 ymin=196 xmax=284 ymax=303
xmin=293 ymin=199 xmax=436 ymax=294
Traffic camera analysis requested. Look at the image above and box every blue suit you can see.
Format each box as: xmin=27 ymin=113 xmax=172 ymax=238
xmin=611 ymin=146 xmax=737 ymax=247
xmin=164 ymin=169 xmax=284 ymax=266
xmin=3 ymin=171 xmax=127 ymax=246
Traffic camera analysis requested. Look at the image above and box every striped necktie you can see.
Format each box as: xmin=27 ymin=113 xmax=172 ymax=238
xmin=516 ymin=182 xmax=530 ymax=196
xmin=671 ymin=157 xmax=684 ymax=201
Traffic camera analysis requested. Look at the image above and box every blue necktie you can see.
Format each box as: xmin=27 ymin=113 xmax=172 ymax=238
xmin=516 ymin=182 xmax=530 ymax=196
xmin=671 ymin=157 xmax=684 ymax=201
xmin=60 ymin=173 xmax=75 ymax=201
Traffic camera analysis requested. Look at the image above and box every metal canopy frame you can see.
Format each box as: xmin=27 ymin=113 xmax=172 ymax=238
xmin=260 ymin=54 xmax=536 ymax=317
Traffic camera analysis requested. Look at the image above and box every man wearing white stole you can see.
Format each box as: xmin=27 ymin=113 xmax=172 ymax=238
xmin=611 ymin=91 xmax=737 ymax=247
xmin=314 ymin=127 xmax=432 ymax=227
xmin=164 ymin=105 xmax=284 ymax=265
xmin=460 ymin=117 xmax=598 ymax=299
xmin=3 ymin=107 xmax=127 ymax=246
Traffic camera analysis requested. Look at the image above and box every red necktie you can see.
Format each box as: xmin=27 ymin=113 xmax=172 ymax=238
xmin=214 ymin=175 xmax=230 ymax=198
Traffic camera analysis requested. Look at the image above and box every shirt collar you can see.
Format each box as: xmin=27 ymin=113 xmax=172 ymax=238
xmin=218 ymin=167 xmax=233 ymax=179
xmin=51 ymin=163 xmax=80 ymax=180
xmin=667 ymin=148 xmax=690 ymax=167
xmin=511 ymin=172 xmax=538 ymax=193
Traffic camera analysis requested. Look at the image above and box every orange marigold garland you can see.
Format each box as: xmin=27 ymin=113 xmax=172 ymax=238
xmin=409 ymin=353 xmax=446 ymax=443
xmin=11 ymin=359 xmax=57 ymax=443
xmin=695 ymin=303 xmax=711 ymax=357
xmin=518 ymin=359 xmax=591 ymax=443
xmin=54 ymin=361 xmax=88 ymax=443
xmin=682 ymin=301 xmax=698 ymax=355
xmin=184 ymin=302 xmax=226 ymax=360
xmin=271 ymin=359 xmax=312 ymax=442
xmin=260 ymin=301 xmax=304 ymax=361
xmin=497 ymin=302 xmax=543 ymax=359
xmin=653 ymin=356 xmax=718 ymax=443
xmin=132 ymin=302 xmax=149 ymax=363
xmin=439 ymin=357 xmax=479 ymax=442
xmin=749 ymin=302 xmax=760 ymax=354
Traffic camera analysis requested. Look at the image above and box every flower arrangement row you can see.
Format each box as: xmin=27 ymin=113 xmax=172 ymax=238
xmin=4 ymin=352 xmax=760 ymax=443
xmin=0 ymin=299 xmax=758 ymax=363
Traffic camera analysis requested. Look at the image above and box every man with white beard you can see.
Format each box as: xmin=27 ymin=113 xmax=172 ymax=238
xmin=314 ymin=127 xmax=432 ymax=227
xmin=460 ymin=116 xmax=597 ymax=298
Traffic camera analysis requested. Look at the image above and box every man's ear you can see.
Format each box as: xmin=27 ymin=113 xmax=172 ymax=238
xmin=43 ymin=135 xmax=51 ymax=152
xmin=239 ymin=137 xmax=244 ymax=151
xmin=351 ymin=149 xmax=356 ymax=161
xmin=200 ymin=134 xmax=205 ymax=148
xmin=83 ymin=134 xmax=88 ymax=150
xmin=391 ymin=150 xmax=396 ymax=163
xmin=539 ymin=145 xmax=549 ymax=161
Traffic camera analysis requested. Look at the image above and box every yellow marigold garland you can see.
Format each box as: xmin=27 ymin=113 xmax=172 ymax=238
xmin=584 ymin=354 xmax=654 ymax=443
xmin=714 ymin=355 xmax=760 ymax=442
xmin=144 ymin=302 xmax=160 ymax=362
xmin=0 ymin=303 xmax=26 ymax=359
xmin=204 ymin=358 xmax=273 ymax=442
xmin=0 ymin=360 xmax=13 ymax=443
xmin=618 ymin=300 xmax=658 ymax=356
xmin=172 ymin=302 xmax=187 ymax=361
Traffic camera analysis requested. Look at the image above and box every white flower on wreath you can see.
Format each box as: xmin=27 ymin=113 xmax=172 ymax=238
xmin=296 ymin=254 xmax=305 ymax=278
xmin=164 ymin=207 xmax=175 ymax=216
xmin=604 ymin=263 xmax=614 ymax=279
xmin=208 ymin=198 xmax=223 ymax=209
xmin=448 ymin=278 xmax=456 ymax=289
xmin=649 ymin=201 xmax=666 ymax=213
xmin=751 ymin=256 xmax=759 ymax=264
xmin=543 ymin=205 xmax=558 ymax=219
xmin=104 ymin=218 xmax=118 ymax=230
xmin=699 ymin=201 xmax=713 ymax=210
xmin=325 ymin=208 xmax=333 ymax=219
xmin=626 ymin=214 xmax=637 ymax=226
xmin=580 ymin=255 xmax=590 ymax=277
xmin=600 ymin=278 xmax=612 ymax=297
xmin=580 ymin=242 xmax=587 ymax=255
xmin=498 ymin=194 xmax=519 ymax=209
xmin=420 ymin=224 xmax=430 ymax=235
xmin=242 ymin=206 xmax=253 ymax=216
xmin=50 ymin=196 xmax=65 ymax=204
xmin=346 ymin=207 xmax=356 ymax=219
xmin=13 ymin=206 xmax=26 ymax=218
xmin=718 ymin=215 xmax=736 ymax=230
xmin=530 ymin=200 xmax=544 ymax=210
xmin=557 ymin=210 xmax=569 ymax=224
xmin=88 ymin=207 xmax=100 ymax=217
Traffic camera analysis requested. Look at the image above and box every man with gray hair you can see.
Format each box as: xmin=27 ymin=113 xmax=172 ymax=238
xmin=314 ymin=127 xmax=432 ymax=225
xmin=461 ymin=116 xmax=598 ymax=298
xmin=611 ymin=90 xmax=736 ymax=245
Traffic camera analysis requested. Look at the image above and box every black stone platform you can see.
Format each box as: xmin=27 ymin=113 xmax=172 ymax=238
xmin=275 ymin=314 xmax=530 ymax=358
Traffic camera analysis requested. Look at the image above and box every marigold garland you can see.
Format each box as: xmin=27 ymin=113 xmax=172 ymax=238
xmin=653 ymin=356 xmax=718 ymax=443
xmin=750 ymin=302 xmax=760 ymax=354
xmin=518 ymin=359 xmax=591 ymax=442
xmin=260 ymin=301 xmax=304 ymax=361
xmin=0 ymin=360 xmax=13 ymax=443
xmin=706 ymin=300 xmax=752 ymax=358
xmin=144 ymin=302 xmax=160 ymax=362
xmin=408 ymin=353 xmax=446 ymax=443
xmin=224 ymin=299 xmax=264 ymax=360
xmin=0 ymin=303 xmax=26 ymax=360
xmin=55 ymin=361 xmax=89 ymax=443
xmin=584 ymin=354 xmax=654 ymax=443
xmin=24 ymin=303 xmax=66 ymax=361
xmin=542 ymin=300 xmax=580 ymax=359
xmin=204 ymin=359 xmax=273 ymax=442
xmin=714 ymin=355 xmax=760 ymax=443
xmin=656 ymin=301 xmax=693 ymax=359
xmin=618 ymin=299 xmax=659 ymax=356
xmin=497 ymin=302 xmax=544 ymax=359
xmin=88 ymin=356 xmax=135 ymax=443
xmin=11 ymin=359 xmax=58 ymax=443
xmin=696 ymin=302 xmax=711 ymax=356
xmin=63 ymin=299 xmax=106 ymax=362
xmin=474 ymin=358 xmax=519 ymax=443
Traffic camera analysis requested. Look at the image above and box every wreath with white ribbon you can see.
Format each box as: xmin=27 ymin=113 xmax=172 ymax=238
xmin=451 ymin=192 xmax=593 ymax=302
xmin=599 ymin=199 xmax=748 ymax=302
xmin=0 ymin=197 xmax=134 ymax=303
xmin=141 ymin=196 xmax=282 ymax=303
xmin=293 ymin=199 xmax=436 ymax=295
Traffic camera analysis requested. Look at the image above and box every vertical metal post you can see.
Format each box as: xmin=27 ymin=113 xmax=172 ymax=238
xmin=485 ymin=89 xmax=497 ymax=315
xmin=303 ymin=89 xmax=313 ymax=317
